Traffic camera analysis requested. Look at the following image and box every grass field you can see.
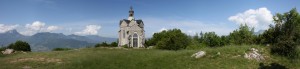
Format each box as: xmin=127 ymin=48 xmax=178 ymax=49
xmin=0 ymin=45 xmax=299 ymax=69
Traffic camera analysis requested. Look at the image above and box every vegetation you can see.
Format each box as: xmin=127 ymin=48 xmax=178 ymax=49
xmin=148 ymin=29 xmax=190 ymax=50
xmin=201 ymin=32 xmax=223 ymax=47
xmin=0 ymin=47 xmax=6 ymax=51
xmin=1 ymin=7 xmax=300 ymax=69
xmin=261 ymin=8 xmax=300 ymax=58
xmin=94 ymin=41 xmax=118 ymax=47
xmin=110 ymin=42 xmax=118 ymax=47
xmin=145 ymin=8 xmax=300 ymax=59
xmin=7 ymin=40 xmax=31 ymax=52
xmin=0 ymin=46 xmax=299 ymax=69
xmin=52 ymin=48 xmax=72 ymax=51
xmin=122 ymin=44 xmax=129 ymax=48
xmin=228 ymin=24 xmax=256 ymax=45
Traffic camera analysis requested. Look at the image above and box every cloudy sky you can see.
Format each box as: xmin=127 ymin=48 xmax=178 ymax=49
xmin=0 ymin=0 xmax=299 ymax=38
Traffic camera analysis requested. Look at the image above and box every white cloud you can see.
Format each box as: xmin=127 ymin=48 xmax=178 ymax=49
xmin=159 ymin=27 xmax=167 ymax=32
xmin=25 ymin=21 xmax=45 ymax=31
xmin=228 ymin=7 xmax=273 ymax=30
xmin=0 ymin=24 xmax=19 ymax=33
xmin=46 ymin=26 xmax=59 ymax=32
xmin=143 ymin=17 xmax=236 ymax=37
xmin=75 ymin=25 xmax=101 ymax=35
xmin=185 ymin=30 xmax=196 ymax=35
xmin=20 ymin=21 xmax=60 ymax=36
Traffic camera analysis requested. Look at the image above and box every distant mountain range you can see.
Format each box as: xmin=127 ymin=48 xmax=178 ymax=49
xmin=0 ymin=30 xmax=117 ymax=51
xmin=254 ymin=30 xmax=265 ymax=35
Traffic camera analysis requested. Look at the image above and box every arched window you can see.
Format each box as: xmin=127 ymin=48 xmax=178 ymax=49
xmin=123 ymin=30 xmax=125 ymax=38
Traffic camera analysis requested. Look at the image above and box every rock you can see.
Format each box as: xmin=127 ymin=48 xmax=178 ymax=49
xmin=266 ymin=44 xmax=270 ymax=47
xmin=191 ymin=51 xmax=206 ymax=58
xmin=20 ymin=51 xmax=27 ymax=54
xmin=147 ymin=46 xmax=154 ymax=49
xmin=22 ymin=66 xmax=31 ymax=69
xmin=1 ymin=49 xmax=14 ymax=55
xmin=244 ymin=48 xmax=264 ymax=61
xmin=232 ymin=55 xmax=241 ymax=58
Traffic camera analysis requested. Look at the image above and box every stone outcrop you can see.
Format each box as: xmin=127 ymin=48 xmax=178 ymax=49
xmin=1 ymin=49 xmax=14 ymax=55
xmin=191 ymin=51 xmax=206 ymax=58
xmin=244 ymin=48 xmax=264 ymax=61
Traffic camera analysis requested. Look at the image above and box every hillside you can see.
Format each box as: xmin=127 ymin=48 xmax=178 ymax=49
xmin=0 ymin=45 xmax=299 ymax=69
xmin=0 ymin=30 xmax=117 ymax=51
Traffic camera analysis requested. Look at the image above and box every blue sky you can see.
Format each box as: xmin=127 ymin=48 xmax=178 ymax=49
xmin=0 ymin=0 xmax=299 ymax=38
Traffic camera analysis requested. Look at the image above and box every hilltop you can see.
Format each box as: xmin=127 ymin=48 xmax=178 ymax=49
xmin=0 ymin=45 xmax=299 ymax=69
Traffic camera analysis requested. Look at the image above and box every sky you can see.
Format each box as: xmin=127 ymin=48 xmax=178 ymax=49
xmin=0 ymin=0 xmax=300 ymax=38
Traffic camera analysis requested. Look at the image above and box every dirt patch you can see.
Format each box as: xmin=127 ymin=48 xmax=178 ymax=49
xmin=10 ymin=57 xmax=62 ymax=64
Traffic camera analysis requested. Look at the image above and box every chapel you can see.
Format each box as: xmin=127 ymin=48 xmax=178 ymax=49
xmin=118 ymin=7 xmax=145 ymax=48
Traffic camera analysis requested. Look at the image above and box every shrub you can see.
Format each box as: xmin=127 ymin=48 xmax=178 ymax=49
xmin=154 ymin=29 xmax=190 ymax=50
xmin=267 ymin=8 xmax=300 ymax=58
xmin=7 ymin=40 xmax=31 ymax=52
xmin=0 ymin=47 xmax=6 ymax=52
xmin=202 ymin=32 xmax=222 ymax=47
xmin=110 ymin=42 xmax=118 ymax=47
xmin=95 ymin=43 xmax=101 ymax=47
xmin=122 ymin=44 xmax=129 ymax=48
xmin=228 ymin=24 xmax=256 ymax=45
xmin=52 ymin=48 xmax=72 ymax=51
xmin=95 ymin=42 xmax=109 ymax=47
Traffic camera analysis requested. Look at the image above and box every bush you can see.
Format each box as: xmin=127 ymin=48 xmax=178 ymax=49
xmin=267 ymin=8 xmax=300 ymax=58
xmin=95 ymin=42 xmax=109 ymax=47
xmin=228 ymin=24 xmax=256 ymax=45
xmin=122 ymin=44 xmax=129 ymax=48
xmin=110 ymin=42 xmax=118 ymax=47
xmin=202 ymin=32 xmax=222 ymax=47
xmin=0 ymin=47 xmax=6 ymax=52
xmin=7 ymin=40 xmax=31 ymax=52
xmin=52 ymin=48 xmax=72 ymax=51
xmin=154 ymin=29 xmax=190 ymax=50
xmin=271 ymin=38 xmax=298 ymax=58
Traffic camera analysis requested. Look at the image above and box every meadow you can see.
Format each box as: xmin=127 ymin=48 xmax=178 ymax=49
xmin=0 ymin=45 xmax=299 ymax=69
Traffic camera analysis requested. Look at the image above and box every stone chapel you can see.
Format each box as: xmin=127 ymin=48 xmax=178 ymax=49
xmin=118 ymin=7 xmax=145 ymax=48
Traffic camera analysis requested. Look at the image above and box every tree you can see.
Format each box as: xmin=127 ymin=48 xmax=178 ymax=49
xmin=202 ymin=32 xmax=222 ymax=47
xmin=110 ymin=42 xmax=118 ymax=47
xmin=229 ymin=24 xmax=256 ymax=45
xmin=7 ymin=40 xmax=31 ymax=52
xmin=153 ymin=29 xmax=190 ymax=50
xmin=266 ymin=8 xmax=300 ymax=58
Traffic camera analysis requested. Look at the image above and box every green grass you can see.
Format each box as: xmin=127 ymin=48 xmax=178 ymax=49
xmin=0 ymin=45 xmax=299 ymax=69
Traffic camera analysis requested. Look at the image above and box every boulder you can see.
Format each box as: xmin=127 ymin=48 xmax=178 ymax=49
xmin=1 ymin=49 xmax=14 ymax=55
xmin=191 ymin=51 xmax=206 ymax=58
xmin=147 ymin=46 xmax=154 ymax=49
xmin=244 ymin=48 xmax=264 ymax=61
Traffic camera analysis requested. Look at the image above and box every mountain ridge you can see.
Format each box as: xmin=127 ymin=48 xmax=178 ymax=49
xmin=0 ymin=30 xmax=117 ymax=51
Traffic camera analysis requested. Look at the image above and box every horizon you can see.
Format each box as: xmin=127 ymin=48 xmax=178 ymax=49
xmin=0 ymin=0 xmax=300 ymax=38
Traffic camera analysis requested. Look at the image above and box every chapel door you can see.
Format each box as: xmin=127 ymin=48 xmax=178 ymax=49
xmin=133 ymin=33 xmax=138 ymax=47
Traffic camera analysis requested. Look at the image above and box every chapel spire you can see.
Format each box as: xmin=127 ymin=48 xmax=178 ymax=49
xmin=128 ymin=6 xmax=135 ymax=20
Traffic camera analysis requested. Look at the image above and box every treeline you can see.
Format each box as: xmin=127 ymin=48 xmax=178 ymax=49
xmin=146 ymin=8 xmax=300 ymax=58
xmin=145 ymin=24 xmax=256 ymax=49
xmin=94 ymin=41 xmax=118 ymax=47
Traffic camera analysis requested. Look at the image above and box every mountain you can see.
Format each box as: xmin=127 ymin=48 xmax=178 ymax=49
xmin=0 ymin=30 xmax=28 ymax=46
xmin=254 ymin=30 xmax=265 ymax=35
xmin=0 ymin=30 xmax=117 ymax=51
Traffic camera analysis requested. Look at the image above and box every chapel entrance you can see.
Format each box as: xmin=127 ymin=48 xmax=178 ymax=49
xmin=133 ymin=33 xmax=138 ymax=47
